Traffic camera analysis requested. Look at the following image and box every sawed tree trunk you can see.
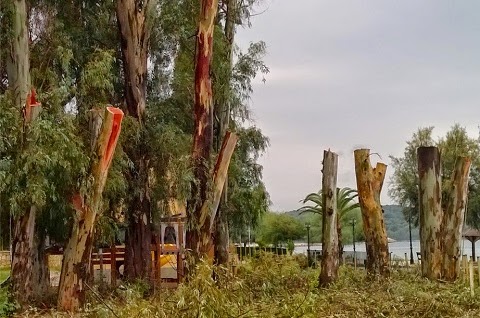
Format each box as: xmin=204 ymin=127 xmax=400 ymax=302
xmin=57 ymin=107 xmax=123 ymax=311
xmin=187 ymin=0 xmax=220 ymax=260
xmin=319 ymin=150 xmax=339 ymax=286
xmin=441 ymin=157 xmax=471 ymax=281
xmin=417 ymin=147 xmax=471 ymax=281
xmin=354 ymin=149 xmax=389 ymax=278
xmin=417 ymin=147 xmax=443 ymax=279
xmin=7 ymin=0 xmax=49 ymax=305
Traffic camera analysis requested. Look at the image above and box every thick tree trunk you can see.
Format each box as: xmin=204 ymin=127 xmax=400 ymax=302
xmin=417 ymin=146 xmax=443 ymax=280
xmin=11 ymin=206 xmax=49 ymax=304
xmin=319 ymin=150 xmax=339 ymax=286
xmin=188 ymin=132 xmax=237 ymax=261
xmin=125 ymin=191 xmax=152 ymax=280
xmin=354 ymin=149 xmax=389 ymax=278
xmin=7 ymin=0 xmax=49 ymax=305
xmin=441 ymin=157 xmax=471 ymax=281
xmin=116 ymin=0 xmax=154 ymax=280
xmin=57 ymin=107 xmax=123 ymax=311
xmin=187 ymin=0 xmax=219 ymax=260
xmin=214 ymin=0 xmax=237 ymax=266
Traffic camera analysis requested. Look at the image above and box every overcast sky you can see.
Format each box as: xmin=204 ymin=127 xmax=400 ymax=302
xmin=236 ymin=0 xmax=480 ymax=212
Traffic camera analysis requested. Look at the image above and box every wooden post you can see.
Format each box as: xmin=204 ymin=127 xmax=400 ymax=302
xmin=477 ymin=257 xmax=480 ymax=286
xmin=99 ymin=248 xmax=104 ymax=284
xmin=405 ymin=253 xmax=408 ymax=267
xmin=155 ymin=237 xmax=161 ymax=283
xmin=319 ymin=151 xmax=339 ymax=286
xmin=469 ymin=260 xmax=475 ymax=297
xmin=441 ymin=157 xmax=471 ymax=281
xmin=417 ymin=147 xmax=443 ymax=280
xmin=354 ymin=149 xmax=389 ymax=278
xmin=462 ymin=255 xmax=468 ymax=278
xmin=111 ymin=245 xmax=117 ymax=287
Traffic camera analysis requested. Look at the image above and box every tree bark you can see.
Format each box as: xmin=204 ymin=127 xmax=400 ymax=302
xmin=319 ymin=150 xmax=339 ymax=286
xmin=57 ymin=107 xmax=123 ymax=311
xmin=125 ymin=187 xmax=152 ymax=280
xmin=116 ymin=0 xmax=154 ymax=119
xmin=214 ymin=0 xmax=237 ymax=266
xmin=116 ymin=0 xmax=155 ymax=280
xmin=441 ymin=157 xmax=471 ymax=281
xmin=187 ymin=0 xmax=219 ymax=260
xmin=7 ymin=0 xmax=49 ymax=305
xmin=354 ymin=149 xmax=389 ymax=278
xmin=417 ymin=146 xmax=443 ymax=280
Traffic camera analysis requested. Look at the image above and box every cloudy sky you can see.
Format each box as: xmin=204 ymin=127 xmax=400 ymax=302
xmin=235 ymin=0 xmax=480 ymax=212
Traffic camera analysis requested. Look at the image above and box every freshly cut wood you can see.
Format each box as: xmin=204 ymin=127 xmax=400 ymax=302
xmin=187 ymin=0 xmax=220 ymax=260
xmin=441 ymin=157 xmax=471 ymax=281
xmin=417 ymin=146 xmax=443 ymax=280
xmin=319 ymin=150 xmax=339 ymax=286
xmin=354 ymin=149 xmax=389 ymax=278
xmin=57 ymin=107 xmax=123 ymax=311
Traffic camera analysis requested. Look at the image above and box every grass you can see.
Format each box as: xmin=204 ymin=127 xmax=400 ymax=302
xmin=0 ymin=266 xmax=9 ymax=282
xmin=9 ymin=255 xmax=480 ymax=317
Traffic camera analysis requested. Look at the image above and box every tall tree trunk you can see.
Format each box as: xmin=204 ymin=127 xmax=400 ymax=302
xmin=6 ymin=0 xmax=49 ymax=305
xmin=187 ymin=0 xmax=219 ymax=260
xmin=116 ymin=0 xmax=153 ymax=120
xmin=417 ymin=146 xmax=443 ymax=280
xmin=214 ymin=0 xmax=237 ymax=266
xmin=57 ymin=107 xmax=123 ymax=311
xmin=319 ymin=150 xmax=339 ymax=286
xmin=441 ymin=157 xmax=471 ymax=281
xmin=116 ymin=0 xmax=154 ymax=280
xmin=354 ymin=149 xmax=389 ymax=278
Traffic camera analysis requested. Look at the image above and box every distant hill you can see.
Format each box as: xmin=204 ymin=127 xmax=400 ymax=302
xmin=285 ymin=204 xmax=419 ymax=242
xmin=383 ymin=205 xmax=419 ymax=241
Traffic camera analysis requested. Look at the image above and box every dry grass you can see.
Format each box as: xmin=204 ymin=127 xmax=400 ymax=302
xmin=10 ymin=255 xmax=480 ymax=317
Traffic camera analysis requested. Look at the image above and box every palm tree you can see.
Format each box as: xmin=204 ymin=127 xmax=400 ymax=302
xmin=298 ymin=187 xmax=360 ymax=260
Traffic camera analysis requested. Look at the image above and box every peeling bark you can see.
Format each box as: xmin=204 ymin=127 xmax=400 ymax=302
xmin=417 ymin=146 xmax=443 ymax=280
xmin=7 ymin=0 xmax=49 ymax=306
xmin=57 ymin=107 xmax=123 ymax=311
xmin=116 ymin=0 xmax=154 ymax=119
xmin=441 ymin=157 xmax=471 ymax=281
xmin=319 ymin=150 xmax=339 ymax=286
xmin=116 ymin=0 xmax=155 ymax=280
xmin=188 ymin=131 xmax=237 ymax=260
xmin=354 ymin=149 xmax=389 ymax=278
xmin=214 ymin=0 xmax=237 ymax=267
xmin=187 ymin=0 xmax=220 ymax=260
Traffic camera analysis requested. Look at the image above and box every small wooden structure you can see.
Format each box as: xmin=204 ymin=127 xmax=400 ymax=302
xmin=88 ymin=215 xmax=186 ymax=287
xmin=463 ymin=227 xmax=480 ymax=259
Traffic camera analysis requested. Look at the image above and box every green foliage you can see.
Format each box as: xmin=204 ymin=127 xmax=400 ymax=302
xmin=42 ymin=257 xmax=480 ymax=317
xmin=0 ymin=95 xmax=88 ymax=222
xmin=298 ymin=187 xmax=364 ymax=244
xmin=256 ymin=212 xmax=306 ymax=247
xmin=389 ymin=124 xmax=480 ymax=226
xmin=0 ymin=287 xmax=17 ymax=318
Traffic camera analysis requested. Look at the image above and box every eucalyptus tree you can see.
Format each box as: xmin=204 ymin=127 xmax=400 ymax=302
xmin=389 ymin=125 xmax=480 ymax=227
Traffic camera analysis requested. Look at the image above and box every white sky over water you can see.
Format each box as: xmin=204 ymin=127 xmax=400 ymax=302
xmin=236 ymin=0 xmax=480 ymax=212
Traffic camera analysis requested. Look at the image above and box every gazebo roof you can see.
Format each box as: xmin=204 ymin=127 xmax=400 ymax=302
xmin=463 ymin=226 xmax=480 ymax=242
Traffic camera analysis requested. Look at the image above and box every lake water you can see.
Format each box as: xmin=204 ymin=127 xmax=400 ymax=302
xmin=295 ymin=239 xmax=480 ymax=260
